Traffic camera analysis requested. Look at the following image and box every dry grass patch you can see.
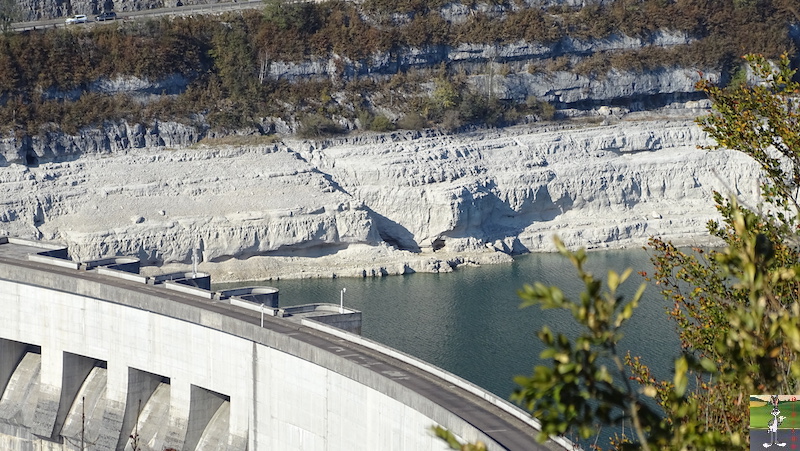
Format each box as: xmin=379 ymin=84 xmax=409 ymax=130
xmin=195 ymin=134 xmax=283 ymax=147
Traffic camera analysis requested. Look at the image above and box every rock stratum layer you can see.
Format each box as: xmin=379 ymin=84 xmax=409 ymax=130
xmin=0 ymin=118 xmax=761 ymax=281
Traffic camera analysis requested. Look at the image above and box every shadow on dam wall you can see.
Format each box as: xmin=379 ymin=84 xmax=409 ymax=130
xmin=0 ymin=340 xmax=235 ymax=451
xmin=0 ymin=237 xmax=576 ymax=451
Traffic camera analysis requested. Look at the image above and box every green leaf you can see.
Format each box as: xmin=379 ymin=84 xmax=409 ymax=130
xmin=674 ymin=356 xmax=688 ymax=397
xmin=540 ymin=348 xmax=557 ymax=359
xmin=608 ymin=270 xmax=620 ymax=292
xmin=431 ymin=425 xmax=463 ymax=449
xmin=699 ymin=357 xmax=717 ymax=373
xmin=557 ymin=362 xmax=576 ymax=374
xmin=614 ymin=302 xmax=635 ymax=328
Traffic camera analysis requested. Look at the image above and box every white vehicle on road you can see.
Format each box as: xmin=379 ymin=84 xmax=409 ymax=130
xmin=65 ymin=14 xmax=87 ymax=24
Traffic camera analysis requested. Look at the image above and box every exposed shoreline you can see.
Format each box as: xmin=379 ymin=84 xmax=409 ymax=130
xmin=142 ymin=232 xmax=724 ymax=284
xmin=0 ymin=117 xmax=756 ymax=284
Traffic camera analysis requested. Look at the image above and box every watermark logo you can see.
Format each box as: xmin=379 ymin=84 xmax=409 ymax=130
xmin=751 ymin=395 xmax=798 ymax=449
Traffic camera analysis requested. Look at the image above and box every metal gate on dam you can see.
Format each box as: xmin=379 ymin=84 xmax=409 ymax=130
xmin=0 ymin=237 xmax=576 ymax=451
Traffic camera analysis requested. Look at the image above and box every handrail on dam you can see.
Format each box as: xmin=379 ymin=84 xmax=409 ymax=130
xmin=0 ymin=237 xmax=578 ymax=451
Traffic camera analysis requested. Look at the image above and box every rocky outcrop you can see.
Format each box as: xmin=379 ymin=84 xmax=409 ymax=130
xmin=274 ymin=31 xmax=693 ymax=80
xmin=296 ymin=119 xmax=758 ymax=256
xmin=17 ymin=1 xmax=713 ymax=114
xmin=0 ymin=146 xmax=381 ymax=266
xmin=0 ymin=118 xmax=763 ymax=280
xmin=0 ymin=120 xmax=205 ymax=165
xmin=268 ymin=31 xmax=708 ymax=107
xmin=0 ymin=29 xmax=711 ymax=166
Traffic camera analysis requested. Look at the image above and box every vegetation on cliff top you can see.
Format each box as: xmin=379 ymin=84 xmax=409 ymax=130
xmin=0 ymin=0 xmax=796 ymax=138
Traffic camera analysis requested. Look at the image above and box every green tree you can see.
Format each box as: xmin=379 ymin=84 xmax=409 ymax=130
xmin=297 ymin=113 xmax=342 ymax=138
xmin=507 ymin=53 xmax=800 ymax=450
xmin=369 ymin=114 xmax=394 ymax=132
xmin=432 ymin=77 xmax=460 ymax=110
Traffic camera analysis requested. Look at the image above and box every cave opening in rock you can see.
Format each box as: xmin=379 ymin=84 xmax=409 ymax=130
xmin=25 ymin=151 xmax=38 ymax=167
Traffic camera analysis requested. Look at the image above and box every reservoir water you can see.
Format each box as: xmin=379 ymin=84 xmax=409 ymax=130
xmin=219 ymin=248 xmax=680 ymax=402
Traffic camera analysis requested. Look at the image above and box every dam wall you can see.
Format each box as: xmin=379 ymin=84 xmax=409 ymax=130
xmin=0 ymin=268 xmax=448 ymax=450
xmin=0 ymin=240 xmax=571 ymax=450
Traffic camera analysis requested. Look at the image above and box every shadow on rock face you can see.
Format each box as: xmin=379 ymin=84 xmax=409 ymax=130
xmin=25 ymin=150 xmax=38 ymax=167
xmin=365 ymin=207 xmax=421 ymax=253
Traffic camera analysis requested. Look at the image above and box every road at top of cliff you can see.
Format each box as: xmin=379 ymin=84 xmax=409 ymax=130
xmin=11 ymin=0 xmax=263 ymax=32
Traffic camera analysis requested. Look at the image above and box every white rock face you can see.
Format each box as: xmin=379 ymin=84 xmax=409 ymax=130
xmin=0 ymin=146 xmax=380 ymax=267
xmin=299 ymin=120 xmax=759 ymax=258
xmin=0 ymin=119 xmax=762 ymax=280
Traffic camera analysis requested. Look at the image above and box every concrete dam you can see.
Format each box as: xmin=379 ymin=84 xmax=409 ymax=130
xmin=0 ymin=237 xmax=575 ymax=451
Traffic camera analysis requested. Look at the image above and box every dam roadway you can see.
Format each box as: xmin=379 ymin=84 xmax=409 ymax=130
xmin=0 ymin=239 xmax=575 ymax=450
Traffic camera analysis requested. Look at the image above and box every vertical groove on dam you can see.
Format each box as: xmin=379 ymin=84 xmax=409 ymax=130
xmin=0 ymin=352 xmax=41 ymax=430
xmin=60 ymin=366 xmax=109 ymax=449
xmin=119 ymin=368 xmax=166 ymax=450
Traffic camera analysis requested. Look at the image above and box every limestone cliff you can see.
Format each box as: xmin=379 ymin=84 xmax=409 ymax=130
xmin=0 ymin=120 xmax=202 ymax=165
xmin=295 ymin=118 xmax=758 ymax=255
xmin=0 ymin=118 xmax=762 ymax=280
xmin=269 ymin=31 xmax=704 ymax=108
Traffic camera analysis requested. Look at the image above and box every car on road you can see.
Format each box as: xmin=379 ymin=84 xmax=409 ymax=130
xmin=95 ymin=11 xmax=117 ymax=21
xmin=65 ymin=14 xmax=87 ymax=24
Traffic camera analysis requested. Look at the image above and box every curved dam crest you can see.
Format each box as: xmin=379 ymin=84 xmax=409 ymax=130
xmin=0 ymin=238 xmax=574 ymax=450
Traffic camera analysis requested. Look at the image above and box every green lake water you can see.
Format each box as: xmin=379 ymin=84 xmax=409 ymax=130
xmin=218 ymin=248 xmax=680 ymax=402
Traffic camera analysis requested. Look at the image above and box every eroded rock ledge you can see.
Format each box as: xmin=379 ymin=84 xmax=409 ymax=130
xmin=0 ymin=117 xmax=760 ymax=281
